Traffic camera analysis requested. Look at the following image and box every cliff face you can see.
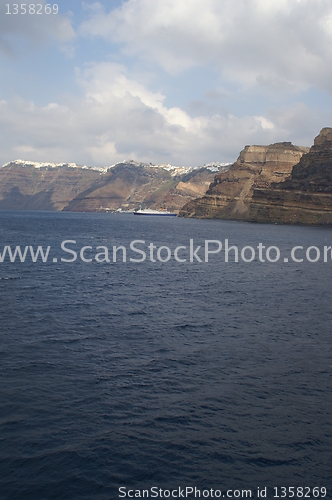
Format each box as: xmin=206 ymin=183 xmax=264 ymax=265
xmin=63 ymin=164 xmax=212 ymax=212
xmin=0 ymin=160 xmax=221 ymax=213
xmin=248 ymin=128 xmax=332 ymax=224
xmin=179 ymin=142 xmax=308 ymax=218
xmin=0 ymin=162 xmax=101 ymax=211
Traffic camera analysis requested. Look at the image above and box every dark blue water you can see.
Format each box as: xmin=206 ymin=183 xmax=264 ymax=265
xmin=0 ymin=211 xmax=331 ymax=500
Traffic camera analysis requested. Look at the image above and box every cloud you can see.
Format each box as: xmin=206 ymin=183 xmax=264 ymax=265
xmin=0 ymin=62 xmax=324 ymax=168
xmin=0 ymin=1 xmax=75 ymax=56
xmin=79 ymin=0 xmax=332 ymax=94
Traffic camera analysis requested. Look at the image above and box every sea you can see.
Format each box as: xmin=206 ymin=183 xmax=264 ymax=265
xmin=0 ymin=211 xmax=331 ymax=500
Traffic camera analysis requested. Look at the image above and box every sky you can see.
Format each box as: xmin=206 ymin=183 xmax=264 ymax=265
xmin=1 ymin=0 xmax=332 ymax=167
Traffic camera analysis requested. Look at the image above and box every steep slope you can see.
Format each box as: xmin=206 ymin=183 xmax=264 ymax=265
xmin=63 ymin=163 xmax=222 ymax=212
xmin=180 ymin=142 xmax=308 ymax=218
xmin=248 ymin=128 xmax=332 ymax=224
xmin=0 ymin=160 xmax=225 ymax=213
xmin=0 ymin=161 xmax=101 ymax=211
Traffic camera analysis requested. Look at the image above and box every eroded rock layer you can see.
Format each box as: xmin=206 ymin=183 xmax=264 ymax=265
xmin=179 ymin=142 xmax=308 ymax=219
xmin=0 ymin=160 xmax=222 ymax=213
xmin=248 ymin=128 xmax=332 ymax=224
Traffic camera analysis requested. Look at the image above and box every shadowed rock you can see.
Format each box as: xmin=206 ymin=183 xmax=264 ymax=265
xmin=179 ymin=142 xmax=308 ymax=219
xmin=248 ymin=128 xmax=332 ymax=224
xmin=0 ymin=161 xmax=219 ymax=213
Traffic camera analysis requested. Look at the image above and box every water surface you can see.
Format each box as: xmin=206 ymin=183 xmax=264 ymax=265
xmin=0 ymin=211 xmax=331 ymax=499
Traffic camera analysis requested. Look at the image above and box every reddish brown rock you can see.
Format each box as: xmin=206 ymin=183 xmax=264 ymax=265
xmin=0 ymin=163 xmax=101 ymax=211
xmin=0 ymin=160 xmax=219 ymax=213
xmin=62 ymin=164 xmax=219 ymax=213
xmin=179 ymin=142 xmax=308 ymax=219
xmin=248 ymin=128 xmax=332 ymax=224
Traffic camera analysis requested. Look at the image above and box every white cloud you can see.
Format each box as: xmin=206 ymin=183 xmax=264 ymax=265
xmin=0 ymin=1 xmax=75 ymax=56
xmin=254 ymin=116 xmax=274 ymax=130
xmin=0 ymin=63 xmax=323 ymax=168
xmin=79 ymin=0 xmax=332 ymax=93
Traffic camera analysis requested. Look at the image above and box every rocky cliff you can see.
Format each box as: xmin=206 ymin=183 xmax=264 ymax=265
xmin=0 ymin=160 xmax=227 ymax=213
xmin=179 ymin=142 xmax=309 ymax=218
xmin=248 ymin=128 xmax=332 ymax=224
xmin=0 ymin=161 xmax=101 ymax=211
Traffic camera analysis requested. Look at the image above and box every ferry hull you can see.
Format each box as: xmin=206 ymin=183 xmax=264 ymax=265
xmin=134 ymin=212 xmax=177 ymax=216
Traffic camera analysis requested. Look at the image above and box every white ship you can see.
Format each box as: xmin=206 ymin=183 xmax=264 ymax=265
xmin=133 ymin=208 xmax=177 ymax=216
